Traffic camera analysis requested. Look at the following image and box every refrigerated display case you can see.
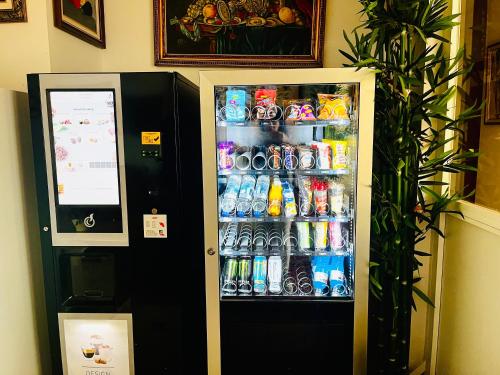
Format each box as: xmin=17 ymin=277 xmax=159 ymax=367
xmin=200 ymin=68 xmax=375 ymax=374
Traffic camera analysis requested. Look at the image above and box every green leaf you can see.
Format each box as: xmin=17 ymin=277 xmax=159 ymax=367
xmin=413 ymin=285 xmax=435 ymax=307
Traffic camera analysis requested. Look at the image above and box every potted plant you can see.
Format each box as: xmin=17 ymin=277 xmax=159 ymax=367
xmin=341 ymin=0 xmax=479 ymax=372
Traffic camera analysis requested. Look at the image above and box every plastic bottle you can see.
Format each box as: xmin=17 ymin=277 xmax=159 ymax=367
xmin=268 ymin=176 xmax=283 ymax=216
xmin=220 ymin=175 xmax=242 ymax=217
xmin=252 ymin=175 xmax=270 ymax=217
xmin=236 ymin=175 xmax=256 ymax=217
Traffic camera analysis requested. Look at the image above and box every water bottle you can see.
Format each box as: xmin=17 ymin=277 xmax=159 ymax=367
xmin=221 ymin=175 xmax=242 ymax=217
xmin=252 ymin=175 xmax=270 ymax=217
xmin=236 ymin=175 xmax=256 ymax=217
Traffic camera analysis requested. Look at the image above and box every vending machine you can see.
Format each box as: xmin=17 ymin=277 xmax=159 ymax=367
xmin=28 ymin=73 xmax=207 ymax=374
xmin=199 ymin=68 xmax=375 ymax=374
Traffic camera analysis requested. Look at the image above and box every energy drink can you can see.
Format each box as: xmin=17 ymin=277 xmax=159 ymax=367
xmin=253 ymin=256 xmax=267 ymax=295
xmin=268 ymin=256 xmax=283 ymax=294
xmin=238 ymin=257 xmax=253 ymax=295
xmin=221 ymin=257 xmax=238 ymax=295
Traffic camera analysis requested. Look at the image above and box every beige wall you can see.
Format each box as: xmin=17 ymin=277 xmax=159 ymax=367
xmin=475 ymin=0 xmax=500 ymax=211
xmin=0 ymin=0 xmax=365 ymax=90
xmin=0 ymin=0 xmax=431 ymax=373
xmin=437 ymin=210 xmax=500 ymax=374
xmin=0 ymin=1 xmax=51 ymax=91
xmin=0 ymin=89 xmax=50 ymax=375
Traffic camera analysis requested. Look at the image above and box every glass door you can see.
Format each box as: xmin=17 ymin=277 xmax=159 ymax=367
xmin=215 ymin=83 xmax=360 ymax=300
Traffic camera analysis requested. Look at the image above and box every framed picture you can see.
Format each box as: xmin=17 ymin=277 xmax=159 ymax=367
xmin=0 ymin=0 xmax=27 ymax=23
xmin=154 ymin=0 xmax=326 ymax=67
xmin=484 ymin=42 xmax=500 ymax=124
xmin=58 ymin=313 xmax=135 ymax=375
xmin=53 ymin=0 xmax=106 ymax=48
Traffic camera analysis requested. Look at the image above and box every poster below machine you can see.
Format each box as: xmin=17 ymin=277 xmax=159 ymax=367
xmin=58 ymin=313 xmax=134 ymax=375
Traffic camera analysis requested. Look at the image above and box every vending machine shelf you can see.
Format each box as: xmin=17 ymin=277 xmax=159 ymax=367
xmin=217 ymin=119 xmax=353 ymax=128
xmin=218 ymin=168 xmax=350 ymax=176
xmin=220 ymin=295 xmax=354 ymax=302
xmin=219 ymin=249 xmax=352 ymax=257
xmin=218 ymin=215 xmax=352 ymax=223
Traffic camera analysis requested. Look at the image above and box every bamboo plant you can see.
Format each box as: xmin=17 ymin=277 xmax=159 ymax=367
xmin=340 ymin=0 xmax=479 ymax=372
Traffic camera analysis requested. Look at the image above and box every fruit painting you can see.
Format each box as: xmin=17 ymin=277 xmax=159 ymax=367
xmin=154 ymin=0 xmax=326 ymax=67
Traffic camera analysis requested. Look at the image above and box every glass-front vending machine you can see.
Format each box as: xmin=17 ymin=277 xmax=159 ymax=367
xmin=200 ymin=68 xmax=375 ymax=375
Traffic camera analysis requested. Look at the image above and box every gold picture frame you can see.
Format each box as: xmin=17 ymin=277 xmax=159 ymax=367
xmin=0 ymin=0 xmax=27 ymax=23
xmin=154 ymin=0 xmax=326 ymax=67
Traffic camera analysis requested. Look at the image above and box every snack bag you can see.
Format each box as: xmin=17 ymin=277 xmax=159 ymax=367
xmin=311 ymin=141 xmax=331 ymax=170
xmin=298 ymin=176 xmax=313 ymax=216
xmin=331 ymin=140 xmax=348 ymax=170
xmin=255 ymin=89 xmax=277 ymax=119
xmin=313 ymin=178 xmax=328 ymax=216
xmin=225 ymin=89 xmax=246 ymax=121
xmin=317 ymin=94 xmax=351 ymax=120
xmin=284 ymin=99 xmax=316 ymax=121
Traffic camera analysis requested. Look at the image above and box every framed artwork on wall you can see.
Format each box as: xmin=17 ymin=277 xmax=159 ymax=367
xmin=0 ymin=0 xmax=27 ymax=23
xmin=485 ymin=42 xmax=500 ymax=124
xmin=53 ymin=0 xmax=106 ymax=48
xmin=154 ymin=0 xmax=326 ymax=67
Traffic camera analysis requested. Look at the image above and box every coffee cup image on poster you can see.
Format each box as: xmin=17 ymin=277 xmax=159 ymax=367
xmin=61 ymin=318 xmax=132 ymax=374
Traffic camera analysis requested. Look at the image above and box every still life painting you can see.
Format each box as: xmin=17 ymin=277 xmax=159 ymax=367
xmin=154 ymin=0 xmax=326 ymax=67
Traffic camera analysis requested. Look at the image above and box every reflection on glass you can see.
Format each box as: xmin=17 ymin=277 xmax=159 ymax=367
xmin=215 ymin=83 xmax=359 ymax=299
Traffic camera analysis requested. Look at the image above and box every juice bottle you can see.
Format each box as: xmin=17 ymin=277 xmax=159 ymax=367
xmin=268 ymin=176 xmax=283 ymax=216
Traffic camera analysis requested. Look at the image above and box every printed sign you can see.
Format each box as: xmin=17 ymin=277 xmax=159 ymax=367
xmin=143 ymin=214 xmax=167 ymax=238
xmin=141 ymin=132 xmax=161 ymax=145
xmin=58 ymin=313 xmax=134 ymax=375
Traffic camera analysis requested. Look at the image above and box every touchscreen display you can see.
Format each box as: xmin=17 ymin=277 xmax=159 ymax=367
xmin=48 ymin=90 xmax=120 ymax=205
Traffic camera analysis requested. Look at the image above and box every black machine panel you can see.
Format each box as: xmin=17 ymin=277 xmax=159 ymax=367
xmin=220 ymin=301 xmax=353 ymax=375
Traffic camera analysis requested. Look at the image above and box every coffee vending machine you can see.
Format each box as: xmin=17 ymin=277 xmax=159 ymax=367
xmin=28 ymin=73 xmax=207 ymax=374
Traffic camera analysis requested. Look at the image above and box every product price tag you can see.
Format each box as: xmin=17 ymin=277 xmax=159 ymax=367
xmin=141 ymin=131 xmax=161 ymax=145
xmin=143 ymin=214 xmax=167 ymax=238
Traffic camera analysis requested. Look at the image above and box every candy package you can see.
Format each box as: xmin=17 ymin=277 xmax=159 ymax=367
xmin=255 ymin=89 xmax=277 ymax=119
xmin=284 ymin=99 xmax=316 ymax=121
xmin=311 ymin=141 xmax=331 ymax=170
xmin=317 ymin=94 xmax=351 ymax=120
xmin=225 ymin=89 xmax=247 ymax=121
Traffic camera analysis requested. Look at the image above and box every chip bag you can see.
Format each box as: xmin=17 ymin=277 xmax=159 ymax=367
xmin=317 ymin=94 xmax=351 ymax=120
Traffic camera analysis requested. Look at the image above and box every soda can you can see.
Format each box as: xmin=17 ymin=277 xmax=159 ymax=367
xmin=283 ymin=144 xmax=297 ymax=170
xmin=221 ymin=257 xmax=238 ymax=295
xmin=253 ymin=256 xmax=267 ymax=295
xmin=268 ymin=256 xmax=283 ymax=294
xmin=267 ymin=144 xmax=281 ymax=170
xmin=238 ymin=257 xmax=253 ymax=295
xmin=218 ymin=142 xmax=235 ymax=170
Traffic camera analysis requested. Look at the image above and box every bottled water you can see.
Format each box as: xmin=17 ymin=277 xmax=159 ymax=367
xmin=236 ymin=175 xmax=256 ymax=217
xmin=220 ymin=175 xmax=242 ymax=216
xmin=252 ymin=175 xmax=270 ymax=217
